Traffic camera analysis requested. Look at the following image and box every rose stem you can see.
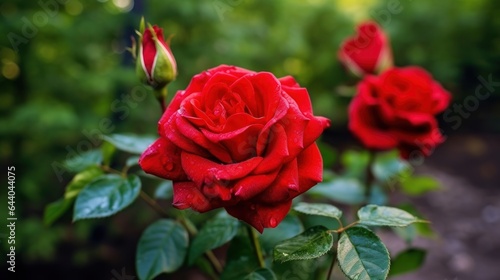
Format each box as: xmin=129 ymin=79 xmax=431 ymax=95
xmin=364 ymin=151 xmax=376 ymax=202
xmin=155 ymin=86 xmax=168 ymax=112
xmin=326 ymin=248 xmax=337 ymax=280
xmin=139 ymin=191 xmax=223 ymax=274
xmin=246 ymin=224 xmax=266 ymax=268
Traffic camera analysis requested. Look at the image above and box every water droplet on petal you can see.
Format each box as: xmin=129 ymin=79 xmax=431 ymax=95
xmin=165 ymin=162 xmax=174 ymax=171
xmin=186 ymin=194 xmax=194 ymax=200
xmin=269 ymin=217 xmax=277 ymax=227
xmin=250 ymin=204 xmax=256 ymax=211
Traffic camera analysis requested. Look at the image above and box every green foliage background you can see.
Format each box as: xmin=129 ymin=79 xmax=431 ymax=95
xmin=0 ymin=0 xmax=499 ymax=277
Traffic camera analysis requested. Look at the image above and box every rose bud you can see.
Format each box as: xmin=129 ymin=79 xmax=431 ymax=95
xmin=338 ymin=21 xmax=393 ymax=76
xmin=348 ymin=67 xmax=451 ymax=159
xmin=139 ymin=65 xmax=330 ymax=232
xmin=136 ymin=19 xmax=177 ymax=90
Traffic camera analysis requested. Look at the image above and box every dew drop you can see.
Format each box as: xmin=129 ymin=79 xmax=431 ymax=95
xmin=165 ymin=162 xmax=174 ymax=171
xmin=269 ymin=217 xmax=277 ymax=227
xmin=186 ymin=194 xmax=194 ymax=200
xmin=250 ymin=204 xmax=256 ymax=211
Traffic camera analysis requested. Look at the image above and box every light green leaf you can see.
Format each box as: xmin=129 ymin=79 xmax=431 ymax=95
xmin=43 ymin=199 xmax=73 ymax=226
xmin=64 ymin=167 xmax=103 ymax=200
xmin=401 ymin=176 xmax=441 ymax=196
xmin=308 ymin=178 xmax=365 ymax=204
xmin=358 ymin=204 xmax=423 ymax=227
xmin=73 ymin=174 xmax=141 ymax=221
xmin=101 ymin=134 xmax=156 ymax=154
xmin=101 ymin=141 xmax=116 ymax=166
xmin=154 ymin=180 xmax=173 ymax=200
xmin=136 ymin=219 xmax=189 ymax=280
xmin=260 ymin=215 xmax=303 ymax=252
xmin=294 ymin=202 xmax=342 ymax=220
xmin=337 ymin=226 xmax=390 ymax=280
xmin=63 ymin=149 xmax=102 ymax=172
xmin=188 ymin=215 xmax=240 ymax=264
xmin=274 ymin=226 xmax=333 ymax=263
xmin=389 ymin=248 xmax=426 ymax=276
xmin=372 ymin=150 xmax=409 ymax=182
xmin=244 ymin=268 xmax=277 ymax=280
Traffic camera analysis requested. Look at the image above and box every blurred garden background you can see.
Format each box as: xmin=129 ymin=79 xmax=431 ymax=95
xmin=1 ymin=0 xmax=499 ymax=279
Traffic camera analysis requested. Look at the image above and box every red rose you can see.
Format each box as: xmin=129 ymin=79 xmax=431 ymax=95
xmin=338 ymin=21 xmax=392 ymax=76
xmin=136 ymin=24 xmax=177 ymax=89
xmin=140 ymin=65 xmax=330 ymax=232
xmin=348 ymin=67 xmax=451 ymax=159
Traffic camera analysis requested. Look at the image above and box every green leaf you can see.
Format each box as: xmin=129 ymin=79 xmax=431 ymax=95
xmin=389 ymin=248 xmax=426 ymax=276
xmin=367 ymin=184 xmax=387 ymax=206
xmin=358 ymin=205 xmax=423 ymax=227
xmin=293 ymin=202 xmax=342 ymax=220
xmin=136 ymin=219 xmax=189 ymax=280
xmin=274 ymin=226 xmax=333 ymax=263
xmin=401 ymin=176 xmax=440 ymax=196
xmin=73 ymin=174 xmax=141 ymax=221
xmin=126 ymin=155 xmax=141 ymax=168
xmin=64 ymin=167 xmax=104 ymax=200
xmin=308 ymin=178 xmax=365 ymax=204
xmin=43 ymin=199 xmax=73 ymax=226
xmin=188 ymin=214 xmax=240 ymax=264
xmin=244 ymin=268 xmax=277 ymax=280
xmin=337 ymin=226 xmax=390 ymax=280
xmin=154 ymin=180 xmax=173 ymax=200
xmin=101 ymin=134 xmax=156 ymax=154
xmin=221 ymin=234 xmax=259 ymax=280
xmin=371 ymin=150 xmax=409 ymax=182
xmin=63 ymin=149 xmax=102 ymax=172
xmin=260 ymin=215 xmax=303 ymax=252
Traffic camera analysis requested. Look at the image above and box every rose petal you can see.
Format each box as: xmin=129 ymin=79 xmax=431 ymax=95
xmin=232 ymin=171 xmax=279 ymax=200
xmin=139 ymin=138 xmax=186 ymax=181
xmin=294 ymin=143 xmax=323 ymax=196
xmin=256 ymin=159 xmax=298 ymax=203
xmin=180 ymin=152 xmax=263 ymax=187
xmin=172 ymin=181 xmax=220 ymax=212
xmin=253 ymin=123 xmax=289 ymax=174
xmin=225 ymin=200 xmax=293 ymax=233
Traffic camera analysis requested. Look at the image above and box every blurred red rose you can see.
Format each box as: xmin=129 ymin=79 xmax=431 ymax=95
xmin=338 ymin=21 xmax=392 ymax=76
xmin=348 ymin=67 xmax=451 ymax=159
xmin=140 ymin=65 xmax=330 ymax=232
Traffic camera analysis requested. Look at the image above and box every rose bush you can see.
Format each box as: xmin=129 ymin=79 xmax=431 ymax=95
xmin=348 ymin=66 xmax=451 ymax=159
xmin=140 ymin=65 xmax=330 ymax=232
xmin=338 ymin=21 xmax=392 ymax=75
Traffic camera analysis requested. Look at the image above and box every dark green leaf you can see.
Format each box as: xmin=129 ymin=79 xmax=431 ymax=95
xmin=308 ymin=178 xmax=365 ymax=204
xmin=101 ymin=134 xmax=156 ymax=154
xmin=358 ymin=204 xmax=423 ymax=227
xmin=274 ymin=226 xmax=333 ymax=262
xmin=401 ymin=176 xmax=440 ymax=196
xmin=294 ymin=202 xmax=342 ymax=220
xmin=154 ymin=180 xmax=173 ymax=200
xmin=244 ymin=268 xmax=277 ymax=280
xmin=43 ymin=199 xmax=73 ymax=226
xmin=389 ymin=248 xmax=426 ymax=276
xmin=73 ymin=174 xmax=141 ymax=221
xmin=221 ymin=234 xmax=259 ymax=280
xmin=188 ymin=214 xmax=240 ymax=264
xmin=260 ymin=215 xmax=303 ymax=252
xmin=63 ymin=149 xmax=102 ymax=172
xmin=372 ymin=150 xmax=409 ymax=182
xmin=136 ymin=219 xmax=189 ymax=280
xmin=64 ymin=167 xmax=103 ymax=200
xmin=337 ymin=226 xmax=390 ymax=280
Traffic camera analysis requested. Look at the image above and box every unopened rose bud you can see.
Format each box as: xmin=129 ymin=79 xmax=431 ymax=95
xmin=135 ymin=19 xmax=177 ymax=90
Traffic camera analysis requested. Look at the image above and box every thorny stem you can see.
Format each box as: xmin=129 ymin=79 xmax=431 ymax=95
xmin=247 ymin=225 xmax=266 ymax=268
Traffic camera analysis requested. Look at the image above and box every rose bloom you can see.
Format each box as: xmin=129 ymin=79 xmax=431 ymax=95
xmin=140 ymin=65 xmax=330 ymax=232
xmin=349 ymin=67 xmax=451 ymax=159
xmin=338 ymin=21 xmax=392 ymax=76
